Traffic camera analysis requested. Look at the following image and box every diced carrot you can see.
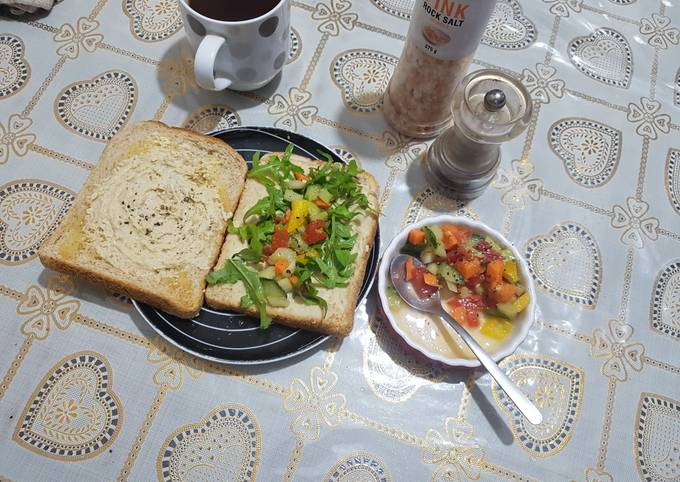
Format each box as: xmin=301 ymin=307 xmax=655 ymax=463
xmin=441 ymin=225 xmax=472 ymax=249
xmin=454 ymin=258 xmax=482 ymax=280
xmin=408 ymin=228 xmax=426 ymax=245
xmin=490 ymin=282 xmax=516 ymax=304
xmin=423 ymin=272 xmax=439 ymax=287
xmin=274 ymin=259 xmax=289 ymax=276
xmin=294 ymin=172 xmax=309 ymax=181
xmin=486 ymin=259 xmax=504 ymax=286
xmin=405 ymin=256 xmax=415 ymax=281
xmin=314 ymin=197 xmax=332 ymax=209
xmin=289 ymin=274 xmax=299 ymax=285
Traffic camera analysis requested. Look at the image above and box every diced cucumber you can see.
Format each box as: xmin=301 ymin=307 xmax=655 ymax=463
xmin=445 ymin=279 xmax=459 ymax=292
xmin=465 ymin=234 xmax=484 ymax=249
xmin=427 ymin=226 xmax=446 ymax=257
xmin=262 ymin=279 xmax=289 ymax=307
xmin=286 ymin=179 xmax=307 ymax=190
xmin=421 ymin=250 xmax=434 ymax=264
xmin=307 ymin=203 xmax=328 ymax=221
xmin=277 ymin=277 xmax=294 ymax=293
xmin=437 ymin=263 xmax=464 ymax=284
xmin=259 ymin=266 xmax=276 ymax=280
xmin=284 ymin=189 xmax=303 ymax=203
xmin=497 ymin=301 xmax=519 ymax=320
xmin=305 ymin=185 xmax=321 ymax=201
xmin=501 ymin=249 xmax=515 ymax=262
xmin=484 ymin=307 xmax=506 ymax=318
xmin=401 ymin=243 xmax=424 ymax=257
xmin=426 ymin=263 xmax=438 ymax=274
xmin=318 ymin=188 xmax=333 ymax=203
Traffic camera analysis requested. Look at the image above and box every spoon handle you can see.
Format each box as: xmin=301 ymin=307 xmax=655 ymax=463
xmin=439 ymin=309 xmax=543 ymax=425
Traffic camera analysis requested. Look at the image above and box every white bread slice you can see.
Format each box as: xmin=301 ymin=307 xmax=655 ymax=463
xmin=205 ymin=153 xmax=379 ymax=337
xmin=39 ymin=121 xmax=248 ymax=318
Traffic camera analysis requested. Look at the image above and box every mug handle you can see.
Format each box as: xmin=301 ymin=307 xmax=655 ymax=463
xmin=194 ymin=34 xmax=232 ymax=91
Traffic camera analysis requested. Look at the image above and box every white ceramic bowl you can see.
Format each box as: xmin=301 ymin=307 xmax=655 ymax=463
xmin=377 ymin=215 xmax=536 ymax=368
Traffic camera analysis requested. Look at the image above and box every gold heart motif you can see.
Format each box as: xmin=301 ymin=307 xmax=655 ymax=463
xmin=0 ymin=34 xmax=30 ymax=99
xmin=55 ymin=70 xmax=137 ymax=141
xmin=609 ymin=319 xmax=632 ymax=343
xmin=526 ymin=223 xmax=601 ymax=307
xmin=650 ymin=260 xmax=680 ymax=340
xmin=13 ymin=352 xmax=121 ymax=460
xmin=331 ymin=49 xmax=397 ymax=113
xmin=310 ymin=367 xmax=337 ymax=396
xmin=124 ymin=0 xmax=182 ymax=42
xmin=568 ymin=27 xmax=632 ymax=88
xmin=324 ymin=451 xmax=391 ymax=482
xmin=0 ymin=180 xmax=75 ymax=264
xmin=549 ymin=118 xmax=621 ymax=188
xmin=590 ymin=329 xmax=612 ymax=358
xmin=482 ymin=0 xmax=536 ymax=50
xmin=635 ymin=393 xmax=680 ymax=481
xmin=602 ymin=356 xmax=627 ymax=381
xmin=585 ymin=467 xmax=614 ymax=482
xmin=283 ymin=378 xmax=309 ymax=412
xmin=17 ymin=286 xmax=45 ymax=313
xmin=624 ymin=343 xmax=644 ymax=371
xmin=53 ymin=23 xmax=75 ymax=43
xmin=494 ymin=354 xmax=584 ymax=457
xmin=157 ymin=405 xmax=261 ymax=481
xmin=291 ymin=411 xmax=321 ymax=441
xmin=21 ymin=315 xmax=49 ymax=339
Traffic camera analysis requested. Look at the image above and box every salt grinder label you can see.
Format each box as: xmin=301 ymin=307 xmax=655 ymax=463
xmin=410 ymin=0 xmax=497 ymax=60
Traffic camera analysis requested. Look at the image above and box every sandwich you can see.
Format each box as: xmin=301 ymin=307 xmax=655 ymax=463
xmin=38 ymin=121 xmax=248 ymax=318
xmin=205 ymin=147 xmax=379 ymax=337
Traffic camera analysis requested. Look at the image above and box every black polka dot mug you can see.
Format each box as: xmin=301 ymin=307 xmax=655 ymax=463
xmin=179 ymin=0 xmax=291 ymax=91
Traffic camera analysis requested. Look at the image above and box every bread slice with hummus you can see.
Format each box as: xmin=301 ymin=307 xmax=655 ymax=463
xmin=205 ymin=153 xmax=379 ymax=337
xmin=39 ymin=121 xmax=248 ymax=318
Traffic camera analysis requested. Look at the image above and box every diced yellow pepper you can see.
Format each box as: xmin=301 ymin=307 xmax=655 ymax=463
xmin=503 ymin=260 xmax=518 ymax=283
xmin=296 ymin=254 xmax=308 ymax=265
xmin=480 ymin=315 xmax=513 ymax=340
xmin=512 ymin=292 xmax=530 ymax=314
xmin=286 ymin=199 xmax=309 ymax=233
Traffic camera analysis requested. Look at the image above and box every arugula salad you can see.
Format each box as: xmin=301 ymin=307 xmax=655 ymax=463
xmin=206 ymin=145 xmax=372 ymax=328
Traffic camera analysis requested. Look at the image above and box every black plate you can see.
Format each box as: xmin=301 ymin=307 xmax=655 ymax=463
xmin=133 ymin=127 xmax=380 ymax=365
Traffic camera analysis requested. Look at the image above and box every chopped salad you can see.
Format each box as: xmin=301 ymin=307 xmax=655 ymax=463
xmin=400 ymin=223 xmax=530 ymax=341
xmin=206 ymin=144 xmax=372 ymax=328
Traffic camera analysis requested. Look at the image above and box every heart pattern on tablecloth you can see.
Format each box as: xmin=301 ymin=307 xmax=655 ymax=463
xmin=157 ymin=405 xmax=261 ymax=481
xmin=0 ymin=34 xmax=30 ymax=98
xmin=493 ymin=354 xmax=584 ymax=456
xmin=369 ymin=0 xmax=413 ymax=19
xmin=568 ymin=27 xmax=632 ymax=88
xmin=332 ymin=49 xmax=397 ymax=113
xmin=403 ymin=186 xmax=477 ymax=225
xmin=325 ymin=451 xmax=392 ymax=482
xmin=363 ymin=315 xmax=443 ymax=403
xmin=666 ymin=149 xmax=680 ymax=216
xmin=182 ymin=105 xmax=241 ymax=134
xmin=650 ymin=260 xmax=680 ymax=341
xmin=124 ymin=0 xmax=182 ymax=42
xmin=549 ymin=118 xmax=622 ymax=188
xmin=0 ymin=180 xmax=74 ymax=265
xmin=635 ymin=393 xmax=680 ymax=482
xmin=482 ymin=0 xmax=536 ymax=50
xmin=13 ymin=352 xmax=121 ymax=460
xmin=55 ymin=70 xmax=137 ymax=141
xmin=526 ymin=223 xmax=601 ymax=307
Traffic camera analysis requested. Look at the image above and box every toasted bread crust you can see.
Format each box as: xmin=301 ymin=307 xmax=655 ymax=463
xmin=205 ymin=153 xmax=379 ymax=337
xmin=38 ymin=121 xmax=248 ymax=319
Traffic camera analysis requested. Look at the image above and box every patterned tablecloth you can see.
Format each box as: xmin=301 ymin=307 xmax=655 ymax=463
xmin=1 ymin=0 xmax=679 ymax=480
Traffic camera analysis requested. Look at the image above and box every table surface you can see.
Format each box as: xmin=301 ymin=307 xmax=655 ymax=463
xmin=1 ymin=0 xmax=679 ymax=481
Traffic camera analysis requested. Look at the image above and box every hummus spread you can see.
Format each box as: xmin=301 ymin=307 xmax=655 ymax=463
xmin=84 ymin=155 xmax=225 ymax=275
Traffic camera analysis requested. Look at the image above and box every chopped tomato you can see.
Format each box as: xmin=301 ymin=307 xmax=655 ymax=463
xmin=465 ymin=273 xmax=485 ymax=290
xmin=263 ymin=245 xmax=274 ymax=256
xmin=274 ymin=209 xmax=291 ymax=224
xmin=475 ymin=241 xmax=502 ymax=262
xmin=489 ymin=282 xmax=516 ymax=304
xmin=410 ymin=266 xmax=438 ymax=299
xmin=405 ymin=256 xmax=416 ymax=281
xmin=294 ymin=172 xmax=309 ymax=181
xmin=447 ymin=295 xmax=484 ymax=328
xmin=313 ymin=197 xmax=332 ymax=209
xmin=423 ymin=272 xmax=439 ymax=287
xmin=486 ymin=259 xmax=504 ymax=286
xmin=454 ymin=258 xmax=483 ymax=280
xmin=303 ymin=219 xmax=327 ymax=244
xmin=271 ymin=227 xmax=289 ymax=251
xmin=408 ymin=228 xmax=426 ymax=245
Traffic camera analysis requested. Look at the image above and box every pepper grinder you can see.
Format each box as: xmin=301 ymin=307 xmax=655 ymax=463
xmin=424 ymin=69 xmax=532 ymax=200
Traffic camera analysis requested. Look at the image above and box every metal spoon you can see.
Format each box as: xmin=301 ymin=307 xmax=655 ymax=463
xmin=390 ymin=254 xmax=543 ymax=425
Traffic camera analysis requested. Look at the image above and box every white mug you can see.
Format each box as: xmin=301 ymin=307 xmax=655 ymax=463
xmin=178 ymin=0 xmax=291 ymax=91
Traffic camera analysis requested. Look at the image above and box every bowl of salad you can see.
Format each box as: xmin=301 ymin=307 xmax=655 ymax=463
xmin=377 ymin=215 xmax=536 ymax=367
